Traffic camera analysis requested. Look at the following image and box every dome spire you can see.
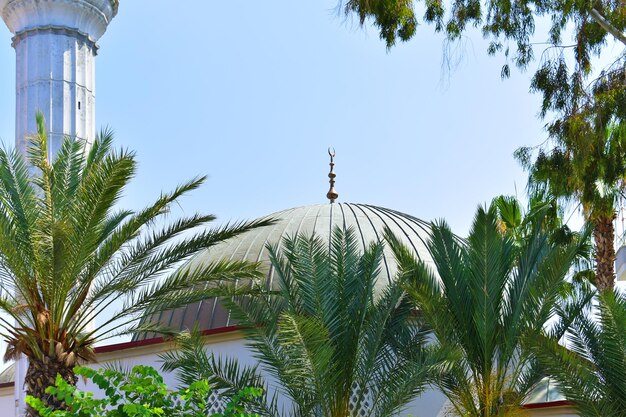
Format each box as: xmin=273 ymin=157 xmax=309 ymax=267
xmin=326 ymin=147 xmax=339 ymax=203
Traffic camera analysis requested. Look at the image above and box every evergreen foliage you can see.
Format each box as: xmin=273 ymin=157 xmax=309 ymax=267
xmin=162 ymin=227 xmax=446 ymax=417
xmin=491 ymin=194 xmax=595 ymax=284
xmin=532 ymin=290 xmax=626 ymax=417
xmin=386 ymin=204 xmax=593 ymax=417
xmin=491 ymin=193 xmax=578 ymax=246
xmin=25 ymin=365 xmax=263 ymax=417
xmin=517 ymin=122 xmax=626 ymax=291
xmin=342 ymin=0 xmax=626 ymax=291
xmin=0 ymin=113 xmax=271 ymax=415
xmin=340 ymin=0 xmax=625 ymax=82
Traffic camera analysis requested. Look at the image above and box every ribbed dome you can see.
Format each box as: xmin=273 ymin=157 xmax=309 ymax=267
xmin=135 ymin=203 xmax=435 ymax=340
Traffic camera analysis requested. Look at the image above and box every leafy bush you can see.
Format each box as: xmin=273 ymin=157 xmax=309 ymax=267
xmin=25 ymin=365 xmax=261 ymax=417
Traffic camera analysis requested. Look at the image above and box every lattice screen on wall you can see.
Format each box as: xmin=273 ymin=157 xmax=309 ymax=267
xmin=187 ymin=384 xmax=374 ymax=416
xmin=206 ymin=390 xmax=226 ymax=415
xmin=349 ymin=383 xmax=373 ymax=417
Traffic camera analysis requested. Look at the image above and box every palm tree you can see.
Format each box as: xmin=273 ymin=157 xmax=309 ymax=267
xmin=517 ymin=121 xmax=626 ymax=292
xmin=386 ymin=205 xmax=592 ymax=417
xmin=162 ymin=227 xmax=443 ymax=417
xmin=531 ymin=289 xmax=626 ymax=417
xmin=0 ymin=114 xmax=271 ymax=416
xmin=491 ymin=193 xmax=573 ymax=246
xmin=491 ymin=194 xmax=595 ymax=286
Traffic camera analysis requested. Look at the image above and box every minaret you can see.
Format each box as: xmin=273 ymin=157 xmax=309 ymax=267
xmin=1 ymin=0 xmax=118 ymax=156
xmin=1 ymin=3 xmax=117 ymax=416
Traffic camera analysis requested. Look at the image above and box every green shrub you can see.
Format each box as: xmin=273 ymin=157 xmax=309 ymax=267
xmin=25 ymin=365 xmax=261 ymax=417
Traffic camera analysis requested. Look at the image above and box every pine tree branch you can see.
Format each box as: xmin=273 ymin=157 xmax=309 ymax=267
xmin=589 ymin=8 xmax=626 ymax=46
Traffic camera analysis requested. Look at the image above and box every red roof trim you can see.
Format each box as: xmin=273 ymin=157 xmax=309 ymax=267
xmin=94 ymin=326 xmax=240 ymax=354
xmin=522 ymin=400 xmax=572 ymax=409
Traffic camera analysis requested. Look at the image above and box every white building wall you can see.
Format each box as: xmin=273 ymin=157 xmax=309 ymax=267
xmin=0 ymin=386 xmax=14 ymax=415
xmin=89 ymin=334 xmax=448 ymax=417
xmin=0 ymin=331 xmax=576 ymax=417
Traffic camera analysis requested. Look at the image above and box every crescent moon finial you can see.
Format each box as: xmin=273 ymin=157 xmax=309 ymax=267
xmin=326 ymin=147 xmax=338 ymax=204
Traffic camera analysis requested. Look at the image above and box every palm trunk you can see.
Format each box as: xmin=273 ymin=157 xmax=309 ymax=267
xmin=25 ymin=356 xmax=77 ymax=417
xmin=593 ymin=214 xmax=616 ymax=292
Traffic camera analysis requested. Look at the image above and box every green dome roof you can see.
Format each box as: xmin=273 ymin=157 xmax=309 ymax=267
xmin=135 ymin=203 xmax=435 ymax=340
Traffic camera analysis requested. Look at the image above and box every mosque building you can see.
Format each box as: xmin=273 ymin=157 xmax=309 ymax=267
xmin=0 ymin=1 xmax=578 ymax=416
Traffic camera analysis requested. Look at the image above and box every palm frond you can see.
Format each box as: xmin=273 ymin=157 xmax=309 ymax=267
xmin=533 ymin=290 xmax=626 ymax=416
xmin=160 ymin=328 xmax=281 ymax=417
xmin=388 ymin=202 xmax=584 ymax=417
xmin=166 ymin=226 xmax=438 ymax=417
xmin=0 ymin=115 xmax=272 ymax=384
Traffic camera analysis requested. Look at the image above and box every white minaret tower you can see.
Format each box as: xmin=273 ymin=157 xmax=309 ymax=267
xmin=1 ymin=2 xmax=117 ymax=415
xmin=1 ymin=0 xmax=117 ymax=156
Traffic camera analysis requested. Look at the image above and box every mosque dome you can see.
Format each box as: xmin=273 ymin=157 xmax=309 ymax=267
xmin=135 ymin=202 xmax=435 ymax=340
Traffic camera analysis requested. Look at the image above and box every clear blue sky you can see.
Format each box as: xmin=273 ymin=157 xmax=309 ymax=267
xmin=0 ymin=1 xmax=558 ymax=236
